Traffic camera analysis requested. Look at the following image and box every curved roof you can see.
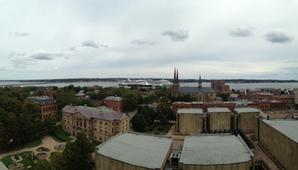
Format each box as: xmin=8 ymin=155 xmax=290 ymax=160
xmin=180 ymin=134 xmax=253 ymax=165
xmin=208 ymin=107 xmax=231 ymax=113
xmin=177 ymin=108 xmax=203 ymax=115
xmin=234 ymin=107 xmax=261 ymax=114
xmin=96 ymin=133 xmax=172 ymax=169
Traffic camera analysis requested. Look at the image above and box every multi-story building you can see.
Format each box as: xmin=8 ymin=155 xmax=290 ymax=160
xmin=172 ymin=101 xmax=236 ymax=112
xmin=27 ymin=96 xmax=57 ymax=121
xmin=211 ymin=80 xmax=230 ymax=94
xmin=103 ymin=96 xmax=123 ymax=112
xmin=172 ymin=68 xmax=216 ymax=102
xmin=234 ymin=108 xmax=260 ymax=134
xmin=62 ymin=105 xmax=129 ymax=142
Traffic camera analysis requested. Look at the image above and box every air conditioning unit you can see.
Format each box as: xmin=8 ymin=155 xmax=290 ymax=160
xmin=170 ymin=152 xmax=181 ymax=169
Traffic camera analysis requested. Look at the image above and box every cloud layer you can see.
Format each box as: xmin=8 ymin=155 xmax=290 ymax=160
xmin=161 ymin=29 xmax=189 ymax=41
xmin=229 ymin=27 xmax=254 ymax=37
xmin=265 ymin=31 xmax=294 ymax=44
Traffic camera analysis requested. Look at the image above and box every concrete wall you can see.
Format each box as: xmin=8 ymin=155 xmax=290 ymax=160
xmin=259 ymin=120 xmax=298 ymax=170
xmin=208 ymin=112 xmax=231 ymax=131
xmin=181 ymin=161 xmax=251 ymax=170
xmin=177 ymin=114 xmax=203 ymax=134
xmin=237 ymin=112 xmax=259 ymax=134
xmin=95 ymin=154 xmax=152 ymax=170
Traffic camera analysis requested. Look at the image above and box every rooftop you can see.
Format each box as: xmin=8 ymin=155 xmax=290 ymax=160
xmin=177 ymin=108 xmax=203 ymax=115
xmin=27 ymin=96 xmax=55 ymax=105
xmin=104 ymin=96 xmax=123 ymax=101
xmin=96 ymin=133 xmax=172 ymax=169
xmin=263 ymin=119 xmax=298 ymax=143
xmin=0 ymin=162 xmax=8 ymax=170
xmin=234 ymin=107 xmax=261 ymax=114
xmin=178 ymin=87 xmax=213 ymax=94
xmin=62 ymin=105 xmax=125 ymax=121
xmin=207 ymin=107 xmax=231 ymax=113
xmin=180 ymin=134 xmax=253 ymax=165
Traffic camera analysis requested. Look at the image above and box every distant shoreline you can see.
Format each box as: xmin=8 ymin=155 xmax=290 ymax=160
xmin=1 ymin=78 xmax=298 ymax=84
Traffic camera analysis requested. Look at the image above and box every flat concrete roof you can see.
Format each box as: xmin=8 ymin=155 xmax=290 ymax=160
xmin=177 ymin=108 xmax=203 ymax=115
xmin=207 ymin=107 xmax=231 ymax=113
xmin=96 ymin=133 xmax=172 ymax=169
xmin=180 ymin=134 xmax=253 ymax=165
xmin=0 ymin=162 xmax=8 ymax=170
xmin=234 ymin=107 xmax=261 ymax=114
xmin=263 ymin=119 xmax=298 ymax=143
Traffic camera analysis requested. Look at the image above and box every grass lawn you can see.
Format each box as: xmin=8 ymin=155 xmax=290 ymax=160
xmin=51 ymin=125 xmax=72 ymax=142
xmin=24 ymin=139 xmax=42 ymax=148
xmin=1 ymin=151 xmax=35 ymax=169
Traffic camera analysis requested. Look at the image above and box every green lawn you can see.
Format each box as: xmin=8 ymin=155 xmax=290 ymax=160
xmin=51 ymin=125 xmax=72 ymax=142
xmin=1 ymin=151 xmax=35 ymax=169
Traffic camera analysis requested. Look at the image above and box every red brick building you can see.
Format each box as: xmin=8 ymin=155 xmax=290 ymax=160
xmin=28 ymin=96 xmax=57 ymax=121
xmin=211 ymin=80 xmax=230 ymax=94
xmin=103 ymin=96 xmax=123 ymax=112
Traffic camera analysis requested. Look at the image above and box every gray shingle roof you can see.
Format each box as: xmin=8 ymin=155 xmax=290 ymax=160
xmin=177 ymin=108 xmax=203 ymax=115
xmin=96 ymin=133 xmax=172 ymax=169
xmin=62 ymin=105 xmax=125 ymax=121
xmin=208 ymin=107 xmax=231 ymax=113
xmin=178 ymin=87 xmax=213 ymax=94
xmin=180 ymin=134 xmax=253 ymax=165
xmin=234 ymin=107 xmax=261 ymax=114
xmin=263 ymin=119 xmax=298 ymax=143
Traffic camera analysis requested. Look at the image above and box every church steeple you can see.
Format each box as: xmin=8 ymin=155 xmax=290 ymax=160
xmin=173 ymin=67 xmax=179 ymax=83
xmin=198 ymin=75 xmax=202 ymax=88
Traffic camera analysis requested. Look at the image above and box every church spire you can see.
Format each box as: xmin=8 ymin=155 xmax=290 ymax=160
xmin=198 ymin=75 xmax=202 ymax=88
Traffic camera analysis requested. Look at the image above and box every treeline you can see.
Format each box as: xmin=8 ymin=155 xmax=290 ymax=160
xmin=0 ymin=87 xmax=55 ymax=150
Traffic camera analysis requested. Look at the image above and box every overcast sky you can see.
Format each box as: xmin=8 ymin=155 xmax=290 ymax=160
xmin=0 ymin=0 xmax=297 ymax=80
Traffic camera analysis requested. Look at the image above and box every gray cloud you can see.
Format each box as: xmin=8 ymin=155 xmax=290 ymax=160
xmin=10 ymin=32 xmax=30 ymax=37
xmin=229 ymin=27 xmax=254 ymax=37
xmin=265 ymin=31 xmax=293 ymax=43
xmin=161 ymin=29 xmax=189 ymax=41
xmin=82 ymin=40 xmax=109 ymax=48
xmin=30 ymin=51 xmax=63 ymax=60
xmin=69 ymin=47 xmax=76 ymax=51
xmin=130 ymin=39 xmax=155 ymax=46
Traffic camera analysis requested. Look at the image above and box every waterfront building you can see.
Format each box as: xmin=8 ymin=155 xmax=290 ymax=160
xmin=172 ymin=68 xmax=216 ymax=102
xmin=95 ymin=133 xmax=172 ymax=170
xmin=62 ymin=105 xmax=129 ymax=142
xmin=27 ymin=96 xmax=57 ymax=121
xmin=176 ymin=108 xmax=204 ymax=134
xmin=103 ymin=96 xmax=123 ymax=112
xmin=211 ymin=80 xmax=230 ymax=94
xmin=179 ymin=134 xmax=254 ymax=170
xmin=255 ymin=119 xmax=298 ymax=170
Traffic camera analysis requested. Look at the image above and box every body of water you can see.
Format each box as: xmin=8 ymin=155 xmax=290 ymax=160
xmin=1 ymin=81 xmax=298 ymax=90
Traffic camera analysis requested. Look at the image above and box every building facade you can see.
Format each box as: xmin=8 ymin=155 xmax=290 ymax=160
xmin=172 ymin=68 xmax=216 ymax=102
xmin=176 ymin=108 xmax=204 ymax=134
xmin=256 ymin=119 xmax=298 ymax=170
xmin=295 ymin=89 xmax=298 ymax=108
xmin=234 ymin=108 xmax=260 ymax=134
xmin=27 ymin=96 xmax=57 ymax=121
xmin=62 ymin=105 xmax=129 ymax=143
xmin=211 ymin=80 xmax=230 ymax=94
xmin=103 ymin=96 xmax=123 ymax=112
xmin=207 ymin=107 xmax=232 ymax=132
